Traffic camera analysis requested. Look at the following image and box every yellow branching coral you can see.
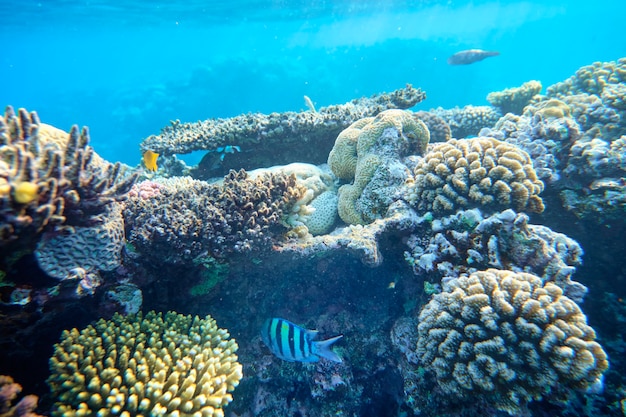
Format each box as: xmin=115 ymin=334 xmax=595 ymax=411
xmin=48 ymin=311 xmax=243 ymax=417
xmin=417 ymin=268 xmax=608 ymax=415
xmin=407 ymin=137 xmax=544 ymax=214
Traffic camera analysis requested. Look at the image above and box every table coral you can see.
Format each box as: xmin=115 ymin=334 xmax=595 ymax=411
xmin=124 ymin=169 xmax=305 ymax=264
xmin=487 ymin=80 xmax=543 ymax=115
xmin=431 ymin=105 xmax=501 ymax=139
xmin=140 ymin=85 xmax=426 ymax=157
xmin=407 ymin=137 xmax=544 ymax=215
xmin=48 ymin=311 xmax=242 ymax=417
xmin=328 ymin=109 xmax=430 ymax=225
xmin=416 ymin=268 xmax=609 ymax=415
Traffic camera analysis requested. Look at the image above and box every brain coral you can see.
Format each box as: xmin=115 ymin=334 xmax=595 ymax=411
xmin=417 ymin=268 xmax=609 ymax=415
xmin=328 ymin=109 xmax=430 ymax=225
xmin=48 ymin=311 xmax=243 ymax=417
xmin=407 ymin=137 xmax=544 ymax=214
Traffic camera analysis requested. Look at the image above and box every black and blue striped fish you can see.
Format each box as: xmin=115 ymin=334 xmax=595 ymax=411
xmin=261 ymin=318 xmax=343 ymax=363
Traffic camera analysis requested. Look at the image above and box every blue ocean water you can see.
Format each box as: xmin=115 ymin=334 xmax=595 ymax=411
xmin=1 ymin=0 xmax=625 ymax=165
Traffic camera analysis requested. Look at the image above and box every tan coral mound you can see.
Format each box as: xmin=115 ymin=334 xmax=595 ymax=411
xmin=407 ymin=137 xmax=544 ymax=214
xmin=48 ymin=311 xmax=243 ymax=417
xmin=417 ymin=268 xmax=608 ymax=415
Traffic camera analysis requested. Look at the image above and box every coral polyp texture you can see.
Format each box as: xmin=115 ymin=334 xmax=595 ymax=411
xmin=140 ymin=85 xmax=426 ymax=156
xmin=407 ymin=137 xmax=544 ymax=214
xmin=403 ymin=208 xmax=587 ymax=302
xmin=328 ymin=109 xmax=430 ymax=225
xmin=123 ymin=169 xmax=305 ymax=263
xmin=48 ymin=311 xmax=243 ymax=417
xmin=487 ymin=80 xmax=543 ymax=115
xmin=416 ymin=268 xmax=609 ymax=415
xmin=0 ymin=106 xmax=137 ymax=254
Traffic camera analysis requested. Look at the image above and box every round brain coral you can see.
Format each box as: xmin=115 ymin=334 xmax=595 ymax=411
xmin=48 ymin=311 xmax=243 ymax=417
xmin=417 ymin=268 xmax=608 ymax=415
xmin=407 ymin=136 xmax=544 ymax=214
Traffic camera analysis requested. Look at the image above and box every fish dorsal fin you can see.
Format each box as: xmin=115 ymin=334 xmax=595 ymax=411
xmin=305 ymin=329 xmax=319 ymax=340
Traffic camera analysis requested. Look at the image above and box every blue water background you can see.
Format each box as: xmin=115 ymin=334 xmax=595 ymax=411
xmin=1 ymin=0 xmax=625 ymax=165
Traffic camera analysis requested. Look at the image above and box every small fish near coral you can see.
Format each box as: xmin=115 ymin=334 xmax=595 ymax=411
xmin=142 ymin=150 xmax=159 ymax=172
xmin=261 ymin=318 xmax=343 ymax=363
xmin=447 ymin=49 xmax=500 ymax=65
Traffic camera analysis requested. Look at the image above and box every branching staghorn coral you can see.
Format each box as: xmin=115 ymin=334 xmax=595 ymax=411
xmin=0 ymin=106 xmax=137 ymax=254
xmin=124 ymin=170 xmax=305 ymax=264
xmin=417 ymin=268 xmax=609 ymax=415
xmin=48 ymin=311 xmax=243 ymax=417
xmin=140 ymin=85 xmax=426 ymax=157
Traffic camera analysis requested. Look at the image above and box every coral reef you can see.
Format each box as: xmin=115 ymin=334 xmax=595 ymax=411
xmin=487 ymin=80 xmax=543 ymax=115
xmin=431 ymin=105 xmax=501 ymax=139
xmin=328 ymin=109 xmax=430 ymax=224
xmin=0 ymin=375 xmax=43 ymax=417
xmin=140 ymin=85 xmax=426 ymax=156
xmin=0 ymin=106 xmax=137 ymax=255
xmin=48 ymin=311 xmax=243 ymax=417
xmin=480 ymin=98 xmax=582 ymax=183
xmin=406 ymin=137 xmax=544 ymax=215
xmin=277 ymin=200 xmax=419 ymax=266
xmin=403 ymin=208 xmax=587 ymax=302
xmin=417 ymin=268 xmax=609 ymax=415
xmin=124 ymin=169 xmax=305 ymax=263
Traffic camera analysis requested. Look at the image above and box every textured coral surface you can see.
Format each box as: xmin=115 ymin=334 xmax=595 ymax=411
xmin=417 ymin=269 xmax=608 ymax=415
xmin=48 ymin=311 xmax=243 ymax=417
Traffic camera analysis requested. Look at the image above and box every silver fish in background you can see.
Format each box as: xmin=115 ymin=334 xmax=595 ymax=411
xmin=261 ymin=318 xmax=343 ymax=363
xmin=447 ymin=49 xmax=500 ymax=65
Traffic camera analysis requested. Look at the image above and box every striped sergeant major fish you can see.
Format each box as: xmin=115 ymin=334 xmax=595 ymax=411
xmin=261 ymin=318 xmax=343 ymax=363
xmin=447 ymin=49 xmax=500 ymax=65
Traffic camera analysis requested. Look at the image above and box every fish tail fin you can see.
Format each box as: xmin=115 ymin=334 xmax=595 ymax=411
xmin=313 ymin=335 xmax=343 ymax=363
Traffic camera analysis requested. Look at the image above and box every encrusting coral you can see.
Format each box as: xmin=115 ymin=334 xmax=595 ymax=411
xmin=0 ymin=106 xmax=137 ymax=255
xmin=48 ymin=311 xmax=243 ymax=417
xmin=416 ymin=268 xmax=609 ymax=415
xmin=124 ymin=169 xmax=305 ymax=264
xmin=407 ymin=137 xmax=544 ymax=214
xmin=328 ymin=109 xmax=430 ymax=225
